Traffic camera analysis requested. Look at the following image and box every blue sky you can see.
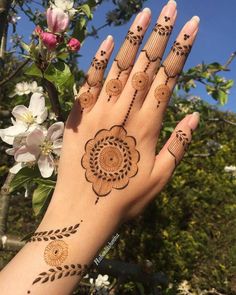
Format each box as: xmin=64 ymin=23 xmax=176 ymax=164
xmin=15 ymin=0 xmax=236 ymax=112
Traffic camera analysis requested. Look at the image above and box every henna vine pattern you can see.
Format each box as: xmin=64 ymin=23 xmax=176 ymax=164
xmin=168 ymin=130 xmax=190 ymax=167
xmin=106 ymin=29 xmax=143 ymax=102
xmin=162 ymin=41 xmax=192 ymax=84
xmin=154 ymin=84 xmax=171 ymax=108
xmin=30 ymin=264 xmax=88 ymax=287
xmin=28 ymin=222 xmax=83 ymax=243
xmin=44 ymin=240 xmax=68 ymax=266
xmin=81 ymin=125 xmax=140 ymax=203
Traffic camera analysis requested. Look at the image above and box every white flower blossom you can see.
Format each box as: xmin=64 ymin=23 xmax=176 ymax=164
xmin=10 ymin=13 xmax=21 ymax=24
xmin=90 ymin=274 xmax=110 ymax=294
xmin=177 ymin=280 xmax=196 ymax=295
xmin=51 ymin=0 xmax=77 ymax=17
xmin=224 ymin=165 xmax=236 ymax=173
xmin=14 ymin=122 xmax=64 ymax=178
xmin=9 ymin=81 xmax=43 ymax=97
xmin=0 ymin=93 xmax=47 ymax=145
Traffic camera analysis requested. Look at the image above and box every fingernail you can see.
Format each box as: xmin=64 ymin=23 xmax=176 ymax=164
xmin=188 ymin=112 xmax=200 ymax=130
xmin=184 ymin=15 xmax=200 ymax=35
xmin=162 ymin=0 xmax=177 ymax=18
xmin=137 ymin=7 xmax=151 ymax=27
xmin=102 ymin=35 xmax=114 ymax=51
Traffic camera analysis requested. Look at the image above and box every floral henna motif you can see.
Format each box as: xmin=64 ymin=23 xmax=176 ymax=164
xmin=106 ymin=79 xmax=123 ymax=97
xmin=44 ymin=240 xmax=68 ymax=266
xmin=77 ymin=92 xmax=96 ymax=110
xmin=167 ymin=130 xmax=190 ymax=167
xmin=131 ymin=72 xmax=149 ymax=91
xmin=154 ymin=84 xmax=171 ymax=108
xmin=81 ymin=125 xmax=140 ymax=203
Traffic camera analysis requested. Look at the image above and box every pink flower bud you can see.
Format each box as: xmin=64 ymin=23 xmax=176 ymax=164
xmin=46 ymin=7 xmax=70 ymax=33
xmin=67 ymin=38 xmax=81 ymax=52
xmin=41 ymin=32 xmax=58 ymax=50
xmin=35 ymin=26 xmax=43 ymax=37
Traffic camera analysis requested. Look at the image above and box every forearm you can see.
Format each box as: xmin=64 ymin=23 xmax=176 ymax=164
xmin=0 ymin=192 xmax=121 ymax=295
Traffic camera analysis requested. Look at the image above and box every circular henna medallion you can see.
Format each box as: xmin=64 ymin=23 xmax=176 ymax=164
xmin=81 ymin=125 xmax=140 ymax=198
xmin=154 ymin=84 xmax=171 ymax=102
xmin=106 ymin=79 xmax=123 ymax=96
xmin=131 ymin=72 xmax=149 ymax=91
xmin=78 ymin=92 xmax=96 ymax=109
xmin=44 ymin=240 xmax=68 ymax=266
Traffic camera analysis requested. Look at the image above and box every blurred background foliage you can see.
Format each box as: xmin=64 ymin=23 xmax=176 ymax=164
xmin=0 ymin=0 xmax=236 ymax=294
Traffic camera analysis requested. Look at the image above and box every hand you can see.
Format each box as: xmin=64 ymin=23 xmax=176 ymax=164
xmin=51 ymin=1 xmax=199 ymax=221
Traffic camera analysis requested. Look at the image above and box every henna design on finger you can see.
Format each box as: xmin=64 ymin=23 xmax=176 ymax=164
xmin=106 ymin=28 xmax=143 ymax=102
xmin=44 ymin=240 xmax=69 ymax=266
xmin=27 ymin=221 xmax=83 ymax=243
xmin=81 ymin=125 xmax=140 ymax=204
xmin=77 ymin=51 xmax=108 ymax=111
xmin=167 ymin=130 xmax=190 ymax=167
xmin=154 ymin=84 xmax=171 ymax=108
xmin=162 ymin=41 xmax=192 ymax=85
xmin=27 ymin=264 xmax=88 ymax=293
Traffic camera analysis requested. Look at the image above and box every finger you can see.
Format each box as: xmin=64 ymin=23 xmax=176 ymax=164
xmin=76 ymin=35 xmax=114 ymax=112
xmin=96 ymin=8 xmax=151 ymax=105
xmin=151 ymin=112 xmax=200 ymax=183
xmin=141 ymin=16 xmax=200 ymax=132
xmin=116 ymin=0 xmax=177 ymax=126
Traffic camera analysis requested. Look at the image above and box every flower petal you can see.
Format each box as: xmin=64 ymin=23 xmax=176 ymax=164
xmin=12 ymin=105 xmax=31 ymax=122
xmin=47 ymin=122 xmax=64 ymax=141
xmin=36 ymin=108 xmax=48 ymax=124
xmin=38 ymin=154 xmax=54 ymax=178
xmin=26 ymin=128 xmax=44 ymax=148
xmin=15 ymin=145 xmax=38 ymax=162
xmin=10 ymin=162 xmax=25 ymax=174
xmin=28 ymin=93 xmax=46 ymax=118
xmin=53 ymin=139 xmax=63 ymax=155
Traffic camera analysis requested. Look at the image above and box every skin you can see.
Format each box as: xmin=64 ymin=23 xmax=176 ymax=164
xmin=0 ymin=1 xmax=200 ymax=294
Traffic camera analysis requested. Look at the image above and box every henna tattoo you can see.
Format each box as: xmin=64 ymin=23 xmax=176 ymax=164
xmin=162 ymin=41 xmax=192 ymax=84
xmin=106 ymin=29 xmax=143 ymax=102
xmin=131 ymin=72 xmax=149 ymax=91
xmin=44 ymin=240 xmax=68 ymax=266
xmin=81 ymin=125 xmax=140 ymax=203
xmin=154 ymin=84 xmax=171 ymax=108
xmin=28 ymin=222 xmax=83 ymax=243
xmin=167 ymin=130 xmax=190 ymax=167
xmin=29 ymin=264 xmax=88 ymax=290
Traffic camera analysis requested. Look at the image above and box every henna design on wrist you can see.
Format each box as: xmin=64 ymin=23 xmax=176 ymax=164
xmin=167 ymin=130 xmax=190 ymax=167
xmin=78 ymin=51 xmax=108 ymax=110
xmin=81 ymin=125 xmax=140 ymax=203
xmin=28 ymin=222 xmax=83 ymax=242
xmin=27 ymin=264 xmax=88 ymax=293
xmin=44 ymin=240 xmax=68 ymax=266
xmin=162 ymin=41 xmax=192 ymax=85
xmin=106 ymin=28 xmax=143 ymax=102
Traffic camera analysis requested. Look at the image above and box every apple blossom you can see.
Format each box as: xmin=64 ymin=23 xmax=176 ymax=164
xmin=41 ymin=31 xmax=59 ymax=50
xmin=9 ymin=81 xmax=43 ymax=97
xmin=67 ymin=38 xmax=80 ymax=52
xmin=0 ymin=93 xmax=47 ymax=145
xmin=51 ymin=0 xmax=77 ymax=18
xmin=14 ymin=122 xmax=64 ymax=178
xmin=46 ymin=7 xmax=70 ymax=33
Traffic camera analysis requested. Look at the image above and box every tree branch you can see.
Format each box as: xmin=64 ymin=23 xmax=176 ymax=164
xmin=0 ymin=172 xmax=14 ymax=236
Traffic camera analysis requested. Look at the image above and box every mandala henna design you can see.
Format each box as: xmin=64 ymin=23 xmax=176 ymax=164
xmin=28 ymin=222 xmax=83 ymax=243
xmin=154 ymin=84 xmax=171 ymax=108
xmin=106 ymin=79 xmax=123 ymax=97
xmin=30 ymin=264 xmax=88 ymax=287
xmin=77 ymin=92 xmax=96 ymax=110
xmin=167 ymin=130 xmax=190 ymax=167
xmin=162 ymin=41 xmax=192 ymax=84
xmin=44 ymin=240 xmax=68 ymax=266
xmin=131 ymin=72 xmax=149 ymax=91
xmin=81 ymin=125 xmax=140 ymax=203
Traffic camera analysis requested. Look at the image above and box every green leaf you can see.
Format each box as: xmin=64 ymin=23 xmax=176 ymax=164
xmin=21 ymin=41 xmax=30 ymax=52
xmin=34 ymin=178 xmax=56 ymax=187
xmin=32 ymin=184 xmax=54 ymax=216
xmin=79 ymin=4 xmax=92 ymax=19
xmin=25 ymin=63 xmax=43 ymax=78
xmin=10 ymin=167 xmax=40 ymax=193
xmin=44 ymin=61 xmax=74 ymax=92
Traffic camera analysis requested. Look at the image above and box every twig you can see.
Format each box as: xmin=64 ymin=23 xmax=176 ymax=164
xmin=0 ymin=172 xmax=14 ymax=236
xmin=223 ymin=51 xmax=236 ymax=69
xmin=42 ymin=78 xmax=63 ymax=121
xmin=0 ymin=59 xmax=30 ymax=87
xmin=208 ymin=118 xmax=236 ymax=126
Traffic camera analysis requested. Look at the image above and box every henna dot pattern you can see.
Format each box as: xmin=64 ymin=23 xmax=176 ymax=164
xmin=131 ymin=72 xmax=149 ymax=91
xmin=154 ymin=84 xmax=171 ymax=108
xmin=106 ymin=79 xmax=123 ymax=96
xmin=44 ymin=240 xmax=68 ymax=266
xmin=81 ymin=125 xmax=140 ymax=202
xmin=78 ymin=92 xmax=96 ymax=109
xmin=168 ymin=130 xmax=190 ymax=166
